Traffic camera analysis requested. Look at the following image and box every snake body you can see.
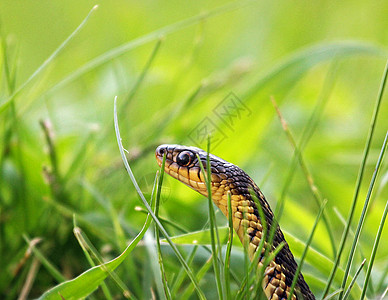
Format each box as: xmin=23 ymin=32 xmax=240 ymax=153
xmin=155 ymin=144 xmax=315 ymax=300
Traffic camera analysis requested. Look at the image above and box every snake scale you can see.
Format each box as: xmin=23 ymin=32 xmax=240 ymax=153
xmin=155 ymin=144 xmax=315 ymax=300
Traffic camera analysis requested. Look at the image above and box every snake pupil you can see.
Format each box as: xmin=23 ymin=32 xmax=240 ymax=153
xmin=176 ymin=151 xmax=193 ymax=166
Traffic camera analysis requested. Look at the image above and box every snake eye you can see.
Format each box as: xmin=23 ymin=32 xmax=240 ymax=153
xmin=176 ymin=151 xmax=194 ymax=166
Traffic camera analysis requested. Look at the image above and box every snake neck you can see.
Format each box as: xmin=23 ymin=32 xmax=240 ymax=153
xmin=209 ymin=173 xmax=316 ymax=300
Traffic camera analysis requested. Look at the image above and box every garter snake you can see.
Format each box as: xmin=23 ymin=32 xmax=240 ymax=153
xmin=155 ymin=144 xmax=315 ymax=300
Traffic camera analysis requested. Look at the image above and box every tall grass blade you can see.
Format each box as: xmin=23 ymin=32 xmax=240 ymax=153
xmin=195 ymin=136 xmax=225 ymax=300
xmin=114 ymin=96 xmax=206 ymax=300
xmin=323 ymin=58 xmax=388 ymax=298
xmin=323 ymin=289 xmax=343 ymax=300
xmin=154 ymin=155 xmax=172 ymax=300
xmin=340 ymin=131 xmax=388 ymax=299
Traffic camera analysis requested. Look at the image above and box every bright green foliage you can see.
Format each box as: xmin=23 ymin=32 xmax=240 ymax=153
xmin=1 ymin=1 xmax=388 ymax=299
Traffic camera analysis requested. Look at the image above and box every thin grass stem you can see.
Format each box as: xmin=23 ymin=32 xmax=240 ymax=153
xmin=271 ymin=97 xmax=336 ymax=258
xmin=343 ymin=259 xmax=366 ymax=300
xmin=360 ymin=199 xmax=388 ymax=299
xmin=224 ymin=192 xmax=233 ymax=300
xmin=180 ymin=255 xmax=213 ymax=300
xmin=122 ymin=38 xmax=163 ymax=113
xmin=379 ymin=285 xmax=388 ymax=300
xmin=287 ymin=199 xmax=327 ymax=300
xmin=340 ymin=131 xmax=388 ymax=299
xmin=195 ymin=137 xmax=224 ymax=300
xmin=155 ymin=156 xmax=172 ymax=300
xmin=170 ymin=246 xmax=198 ymax=296
xmin=323 ymin=59 xmax=388 ymax=298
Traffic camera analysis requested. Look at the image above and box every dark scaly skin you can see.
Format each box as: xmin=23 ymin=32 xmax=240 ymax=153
xmin=155 ymin=144 xmax=315 ymax=300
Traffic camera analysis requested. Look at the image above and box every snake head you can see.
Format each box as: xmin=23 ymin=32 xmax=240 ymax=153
xmin=155 ymin=144 xmax=232 ymax=197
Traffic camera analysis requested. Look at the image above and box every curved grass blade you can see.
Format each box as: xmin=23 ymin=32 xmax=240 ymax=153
xmin=37 ymin=211 xmax=153 ymax=300
xmin=121 ymin=38 xmax=163 ymax=114
xmin=379 ymin=285 xmax=388 ymax=300
xmin=323 ymin=289 xmax=343 ymax=300
xmin=114 ymin=97 xmax=206 ymax=300
xmin=154 ymin=155 xmax=172 ymax=300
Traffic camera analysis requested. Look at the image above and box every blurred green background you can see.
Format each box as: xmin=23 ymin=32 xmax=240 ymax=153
xmin=0 ymin=0 xmax=387 ymax=299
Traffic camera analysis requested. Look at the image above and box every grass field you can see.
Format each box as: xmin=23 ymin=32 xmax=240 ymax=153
xmin=0 ymin=1 xmax=387 ymax=299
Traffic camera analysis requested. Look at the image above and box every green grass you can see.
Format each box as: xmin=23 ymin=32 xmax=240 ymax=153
xmin=1 ymin=1 xmax=388 ymax=299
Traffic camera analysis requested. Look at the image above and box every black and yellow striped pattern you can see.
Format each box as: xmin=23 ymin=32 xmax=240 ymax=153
xmin=155 ymin=144 xmax=315 ymax=300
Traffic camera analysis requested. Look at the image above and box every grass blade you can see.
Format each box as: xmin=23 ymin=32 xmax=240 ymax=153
xmin=37 ymin=209 xmax=153 ymax=299
xmin=170 ymin=246 xmax=199 ymax=296
xmin=114 ymin=96 xmax=206 ymax=300
xmin=22 ymin=236 xmax=66 ymax=283
xmin=154 ymin=155 xmax=172 ymax=300
xmin=360 ymin=199 xmax=388 ymax=299
xmin=195 ymin=137 xmax=224 ymax=300
xmin=121 ymin=38 xmax=163 ymax=114
xmin=73 ymin=225 xmax=114 ymax=300
xmin=340 ymin=131 xmax=388 ymax=299
xmin=343 ymin=259 xmax=366 ymax=300
xmin=323 ymin=58 xmax=388 ymax=298
xmin=224 ymin=192 xmax=233 ymax=300
xmin=287 ymin=199 xmax=327 ymax=300
xmin=323 ymin=289 xmax=343 ymax=300
xmin=379 ymin=285 xmax=388 ymax=300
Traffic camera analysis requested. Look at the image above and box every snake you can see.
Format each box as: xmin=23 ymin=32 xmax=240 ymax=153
xmin=155 ymin=144 xmax=315 ymax=300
